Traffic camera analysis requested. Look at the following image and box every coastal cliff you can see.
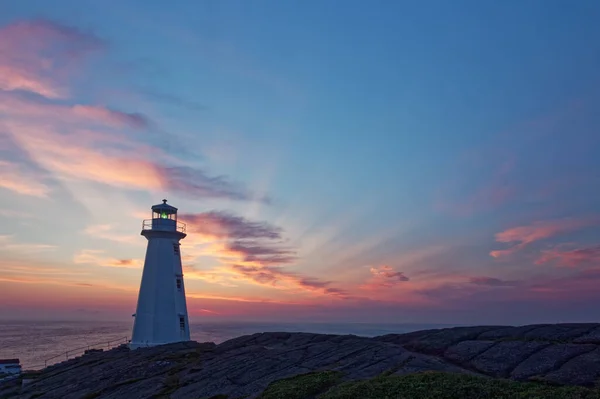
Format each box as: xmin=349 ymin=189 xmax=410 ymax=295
xmin=3 ymin=323 xmax=600 ymax=398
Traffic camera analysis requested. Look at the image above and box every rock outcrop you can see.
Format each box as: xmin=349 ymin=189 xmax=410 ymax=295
xmin=2 ymin=323 xmax=600 ymax=399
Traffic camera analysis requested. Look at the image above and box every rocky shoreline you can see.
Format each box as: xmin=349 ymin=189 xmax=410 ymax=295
xmin=2 ymin=323 xmax=600 ymax=398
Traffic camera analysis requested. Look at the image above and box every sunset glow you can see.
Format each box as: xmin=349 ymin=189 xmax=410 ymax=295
xmin=1 ymin=1 xmax=600 ymax=325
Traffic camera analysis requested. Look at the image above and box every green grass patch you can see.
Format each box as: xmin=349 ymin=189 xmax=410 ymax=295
xmin=257 ymin=371 xmax=343 ymax=399
xmin=319 ymin=371 xmax=600 ymax=399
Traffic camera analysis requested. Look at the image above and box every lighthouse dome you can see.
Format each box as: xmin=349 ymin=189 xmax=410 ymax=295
xmin=151 ymin=199 xmax=178 ymax=216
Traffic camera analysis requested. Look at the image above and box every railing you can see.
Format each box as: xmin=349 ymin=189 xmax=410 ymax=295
xmin=27 ymin=336 xmax=129 ymax=370
xmin=142 ymin=219 xmax=186 ymax=233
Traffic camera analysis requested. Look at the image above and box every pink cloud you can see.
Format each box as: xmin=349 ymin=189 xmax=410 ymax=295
xmin=2 ymin=112 xmax=256 ymax=201
xmin=535 ymin=244 xmax=600 ymax=267
xmin=0 ymin=19 xmax=261 ymax=203
xmin=490 ymin=217 xmax=599 ymax=258
xmin=468 ymin=276 xmax=518 ymax=286
xmin=0 ymin=93 xmax=150 ymax=130
xmin=0 ymin=159 xmax=50 ymax=197
xmin=229 ymin=264 xmax=351 ymax=298
xmin=0 ymin=19 xmax=104 ymax=98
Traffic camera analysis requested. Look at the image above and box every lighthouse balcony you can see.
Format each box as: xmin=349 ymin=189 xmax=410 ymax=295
xmin=142 ymin=219 xmax=186 ymax=233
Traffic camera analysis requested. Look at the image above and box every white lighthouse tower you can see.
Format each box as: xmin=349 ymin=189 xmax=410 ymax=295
xmin=130 ymin=199 xmax=191 ymax=349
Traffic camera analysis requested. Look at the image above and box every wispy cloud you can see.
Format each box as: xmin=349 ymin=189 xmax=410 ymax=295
xmin=83 ymin=224 xmax=139 ymax=245
xmin=229 ymin=264 xmax=351 ymax=298
xmin=137 ymin=87 xmax=208 ymax=112
xmin=181 ymin=211 xmax=282 ymax=239
xmin=436 ymin=154 xmax=516 ymax=217
xmin=535 ymin=244 xmax=600 ymax=267
xmin=0 ymin=258 xmax=93 ymax=290
xmin=468 ymin=276 xmax=518 ymax=287
xmin=0 ymin=18 xmax=261 ymax=204
xmin=1 ymin=98 xmax=259 ymax=201
xmin=0 ymin=159 xmax=50 ymax=197
xmin=490 ymin=217 xmax=599 ymax=258
xmin=180 ymin=211 xmax=348 ymax=298
xmin=0 ymin=235 xmax=55 ymax=253
xmin=73 ymin=249 xmax=142 ymax=269
xmin=183 ymin=265 xmax=240 ymax=287
xmin=360 ymin=265 xmax=409 ymax=290
xmin=0 ymin=19 xmax=104 ymax=98
xmin=0 ymin=93 xmax=151 ymax=130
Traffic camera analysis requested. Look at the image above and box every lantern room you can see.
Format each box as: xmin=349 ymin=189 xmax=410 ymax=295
xmin=142 ymin=199 xmax=186 ymax=233
xmin=153 ymin=199 xmax=178 ymax=220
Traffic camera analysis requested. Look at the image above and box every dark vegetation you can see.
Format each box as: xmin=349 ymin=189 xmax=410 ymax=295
xmin=257 ymin=371 xmax=600 ymax=399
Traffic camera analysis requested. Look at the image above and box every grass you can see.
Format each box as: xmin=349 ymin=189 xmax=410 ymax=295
xmin=256 ymin=371 xmax=343 ymax=399
xmin=252 ymin=370 xmax=600 ymax=399
xmin=320 ymin=371 xmax=600 ymax=399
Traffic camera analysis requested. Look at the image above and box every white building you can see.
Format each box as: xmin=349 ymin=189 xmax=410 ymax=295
xmin=130 ymin=200 xmax=191 ymax=349
xmin=0 ymin=359 xmax=21 ymax=376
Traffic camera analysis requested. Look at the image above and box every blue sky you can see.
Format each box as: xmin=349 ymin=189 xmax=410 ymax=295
xmin=1 ymin=0 xmax=600 ymax=324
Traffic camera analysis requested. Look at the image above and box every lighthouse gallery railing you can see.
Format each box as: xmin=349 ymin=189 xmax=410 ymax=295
xmin=142 ymin=219 xmax=186 ymax=233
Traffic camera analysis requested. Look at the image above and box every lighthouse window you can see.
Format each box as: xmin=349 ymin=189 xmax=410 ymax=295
xmin=176 ymin=278 xmax=182 ymax=291
xmin=179 ymin=316 xmax=185 ymax=331
xmin=173 ymin=243 xmax=180 ymax=255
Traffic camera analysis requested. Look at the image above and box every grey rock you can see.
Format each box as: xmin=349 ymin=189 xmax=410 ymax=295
xmin=521 ymin=324 xmax=597 ymax=341
xmin=573 ymin=326 xmax=600 ymax=344
xmin=477 ymin=324 xmax=548 ymax=340
xmin=444 ymin=340 xmax=497 ymax=364
xmin=469 ymin=340 xmax=550 ymax=377
xmin=510 ymin=343 xmax=597 ymax=381
xmin=400 ymin=326 xmax=503 ymax=355
xmin=544 ymin=347 xmax=600 ymax=386
xmin=4 ymin=324 xmax=600 ymax=399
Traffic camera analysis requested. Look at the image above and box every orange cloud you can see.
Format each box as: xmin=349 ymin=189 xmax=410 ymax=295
xmin=0 ymin=19 xmax=104 ymax=98
xmin=227 ymin=264 xmax=352 ymax=298
xmin=180 ymin=211 xmax=351 ymax=299
xmin=490 ymin=217 xmax=599 ymax=258
xmin=189 ymin=308 xmax=219 ymax=316
xmin=2 ymin=118 xmax=256 ymax=201
xmin=186 ymin=292 xmax=304 ymax=304
xmin=183 ymin=265 xmax=240 ymax=287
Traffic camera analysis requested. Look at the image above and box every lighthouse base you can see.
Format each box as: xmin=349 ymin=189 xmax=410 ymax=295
xmin=129 ymin=339 xmax=190 ymax=350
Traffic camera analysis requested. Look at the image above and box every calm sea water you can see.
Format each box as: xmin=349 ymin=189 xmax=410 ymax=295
xmin=0 ymin=321 xmax=457 ymax=370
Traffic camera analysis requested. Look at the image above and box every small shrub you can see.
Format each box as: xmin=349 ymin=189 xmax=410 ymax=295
xmin=258 ymin=371 xmax=342 ymax=399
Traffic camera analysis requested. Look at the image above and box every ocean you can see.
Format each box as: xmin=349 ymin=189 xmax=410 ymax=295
xmin=0 ymin=320 xmax=458 ymax=370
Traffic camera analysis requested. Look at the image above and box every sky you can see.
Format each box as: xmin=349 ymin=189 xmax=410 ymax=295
xmin=1 ymin=0 xmax=600 ymax=325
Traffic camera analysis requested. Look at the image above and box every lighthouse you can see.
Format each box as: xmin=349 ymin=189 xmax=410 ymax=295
xmin=130 ymin=200 xmax=191 ymax=349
